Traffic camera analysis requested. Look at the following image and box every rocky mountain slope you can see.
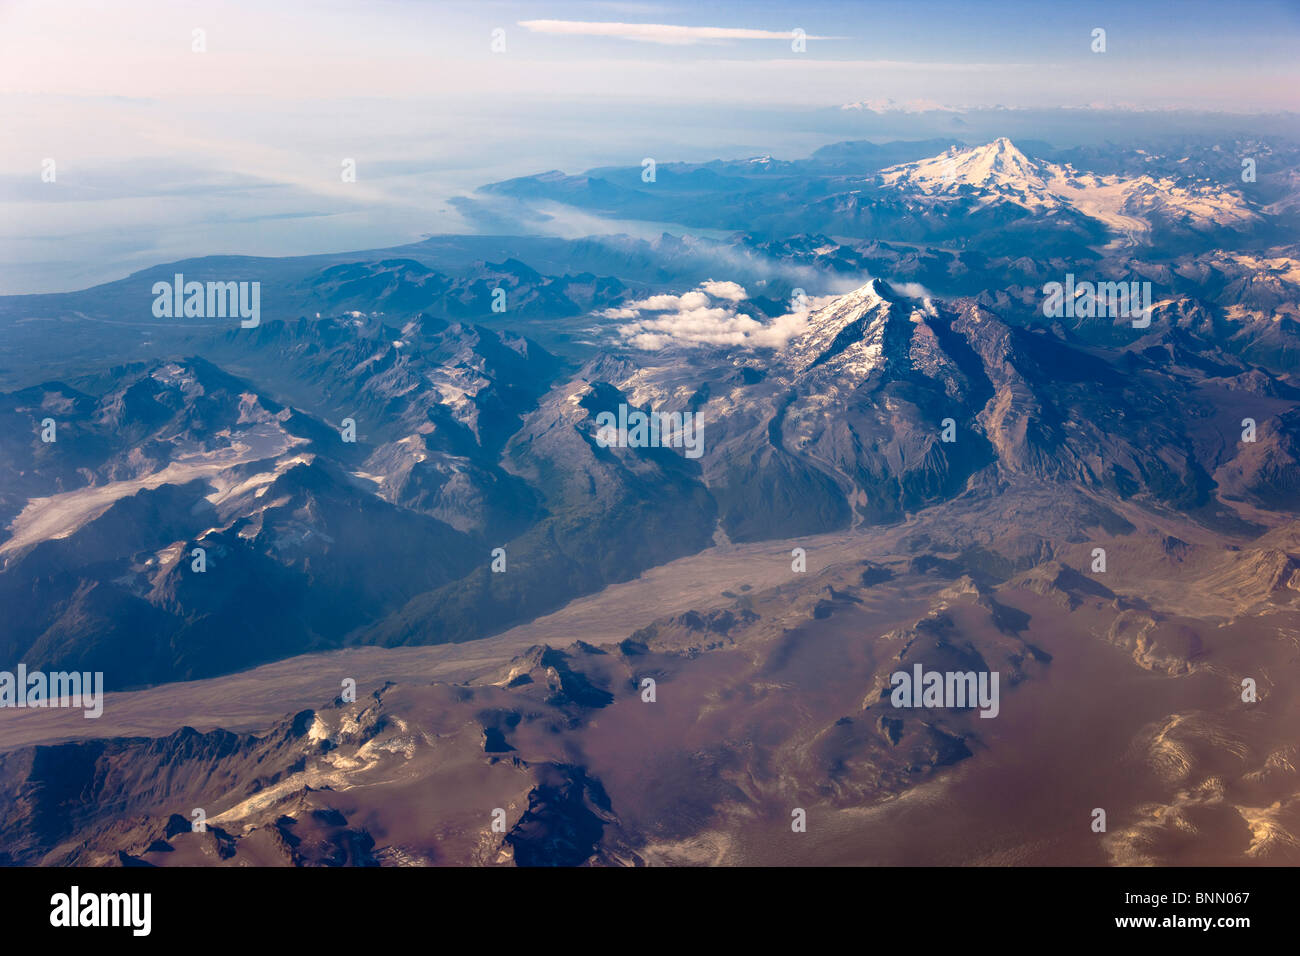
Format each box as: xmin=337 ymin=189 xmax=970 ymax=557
xmin=3 ymin=270 xmax=1299 ymax=687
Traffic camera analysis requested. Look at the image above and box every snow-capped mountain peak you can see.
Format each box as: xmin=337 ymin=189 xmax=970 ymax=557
xmin=783 ymin=279 xmax=895 ymax=380
xmin=875 ymin=138 xmax=1261 ymax=242
xmin=878 ymin=138 xmax=1058 ymax=209
xmin=959 ymin=137 xmax=1041 ymax=182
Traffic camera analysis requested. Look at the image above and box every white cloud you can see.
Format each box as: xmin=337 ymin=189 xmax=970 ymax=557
xmin=626 ymin=290 xmax=713 ymax=311
xmin=700 ymin=279 xmax=747 ymax=301
xmin=517 ymin=20 xmax=845 ymax=45
xmin=607 ymin=280 xmax=834 ymax=350
xmin=892 ymin=281 xmax=935 ymax=299
xmin=740 ymin=59 xmax=1033 ymax=72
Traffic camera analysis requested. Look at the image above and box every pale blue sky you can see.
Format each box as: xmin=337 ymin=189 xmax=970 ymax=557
xmin=1 ymin=0 xmax=1297 ymax=292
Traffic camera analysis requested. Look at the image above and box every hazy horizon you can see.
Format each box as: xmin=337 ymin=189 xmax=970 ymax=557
xmin=3 ymin=0 xmax=1299 ymax=294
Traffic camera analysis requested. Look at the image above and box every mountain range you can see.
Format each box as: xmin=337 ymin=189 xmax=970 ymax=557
xmin=1 ymin=134 xmax=1299 ymax=867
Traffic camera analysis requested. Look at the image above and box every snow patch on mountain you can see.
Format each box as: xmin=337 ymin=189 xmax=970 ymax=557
xmin=1 ymin=427 xmax=308 ymax=561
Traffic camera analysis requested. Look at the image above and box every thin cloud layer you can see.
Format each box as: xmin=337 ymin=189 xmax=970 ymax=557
xmin=517 ymin=20 xmax=845 ymax=45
